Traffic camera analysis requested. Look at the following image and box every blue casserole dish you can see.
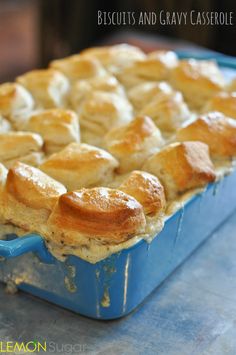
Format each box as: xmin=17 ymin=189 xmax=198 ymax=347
xmin=0 ymin=54 xmax=236 ymax=320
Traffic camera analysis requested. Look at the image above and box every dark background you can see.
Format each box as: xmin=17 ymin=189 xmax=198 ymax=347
xmin=0 ymin=0 xmax=235 ymax=81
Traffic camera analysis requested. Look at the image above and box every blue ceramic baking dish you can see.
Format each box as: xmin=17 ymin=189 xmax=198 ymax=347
xmin=0 ymin=54 xmax=236 ymax=320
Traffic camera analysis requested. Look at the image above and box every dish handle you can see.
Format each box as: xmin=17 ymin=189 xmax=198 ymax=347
xmin=0 ymin=234 xmax=54 ymax=264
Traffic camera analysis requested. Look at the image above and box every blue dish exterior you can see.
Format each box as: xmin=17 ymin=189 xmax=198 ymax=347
xmin=0 ymin=170 xmax=236 ymax=319
xmin=0 ymin=55 xmax=236 ymax=319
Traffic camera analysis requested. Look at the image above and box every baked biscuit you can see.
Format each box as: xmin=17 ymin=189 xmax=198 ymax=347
xmin=50 ymin=55 xmax=106 ymax=83
xmin=104 ymin=116 xmax=164 ymax=173
xmin=17 ymin=69 xmax=69 ymax=109
xmin=0 ymin=132 xmax=44 ymax=168
xmin=0 ymin=163 xmax=7 ymax=194
xmin=140 ymin=91 xmax=191 ymax=133
xmin=170 ymin=59 xmax=225 ymax=110
xmin=228 ymin=78 xmax=236 ymax=92
xmin=0 ymin=44 xmax=233 ymax=261
xmin=143 ymin=141 xmax=216 ymax=199
xmin=81 ymin=43 xmax=146 ymax=74
xmin=119 ymin=170 xmax=166 ymax=217
xmin=25 ymin=108 xmax=80 ymax=154
xmin=0 ymin=82 xmax=34 ymax=128
xmin=176 ymin=112 xmax=236 ymax=159
xmin=204 ymin=92 xmax=236 ymax=119
xmin=40 ymin=143 xmax=119 ymax=190
xmin=69 ymin=74 xmax=125 ymax=110
xmin=1 ymin=162 xmax=66 ymax=233
xmin=118 ymin=50 xmax=178 ymax=88
xmin=128 ymin=81 xmax=173 ymax=112
xmin=47 ymin=187 xmax=146 ymax=246
xmin=78 ymin=91 xmax=133 ymax=145
xmin=0 ymin=163 xmax=8 ymax=223
xmin=0 ymin=115 xmax=11 ymax=133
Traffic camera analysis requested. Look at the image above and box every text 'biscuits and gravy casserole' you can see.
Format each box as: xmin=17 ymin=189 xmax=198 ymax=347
xmin=0 ymin=44 xmax=236 ymax=263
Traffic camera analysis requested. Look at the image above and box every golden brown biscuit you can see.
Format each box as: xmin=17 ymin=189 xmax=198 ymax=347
xmin=140 ymin=91 xmax=191 ymax=133
xmin=17 ymin=69 xmax=69 ymax=109
xmin=0 ymin=163 xmax=8 ymax=223
xmin=0 ymin=163 xmax=7 ymax=193
xmin=143 ymin=141 xmax=216 ymax=200
xmin=25 ymin=108 xmax=80 ymax=154
xmin=69 ymin=74 xmax=125 ymax=110
xmin=148 ymin=49 xmax=178 ymax=64
xmin=118 ymin=50 xmax=178 ymax=88
xmin=176 ymin=112 xmax=236 ymax=159
xmin=228 ymin=78 xmax=236 ymax=92
xmin=1 ymin=162 xmax=66 ymax=233
xmin=10 ymin=152 xmax=45 ymax=168
xmin=50 ymin=55 xmax=106 ymax=82
xmin=81 ymin=43 xmax=146 ymax=74
xmin=0 ymin=82 xmax=34 ymax=128
xmin=0 ymin=132 xmax=44 ymax=168
xmin=204 ymin=92 xmax=236 ymax=119
xmin=0 ymin=115 xmax=11 ymax=133
xmin=104 ymin=116 xmax=164 ymax=173
xmin=119 ymin=170 xmax=166 ymax=217
xmin=47 ymin=187 xmax=146 ymax=246
xmin=170 ymin=59 xmax=225 ymax=110
xmin=78 ymin=91 xmax=133 ymax=145
xmin=128 ymin=81 xmax=173 ymax=112
xmin=40 ymin=143 xmax=119 ymax=190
